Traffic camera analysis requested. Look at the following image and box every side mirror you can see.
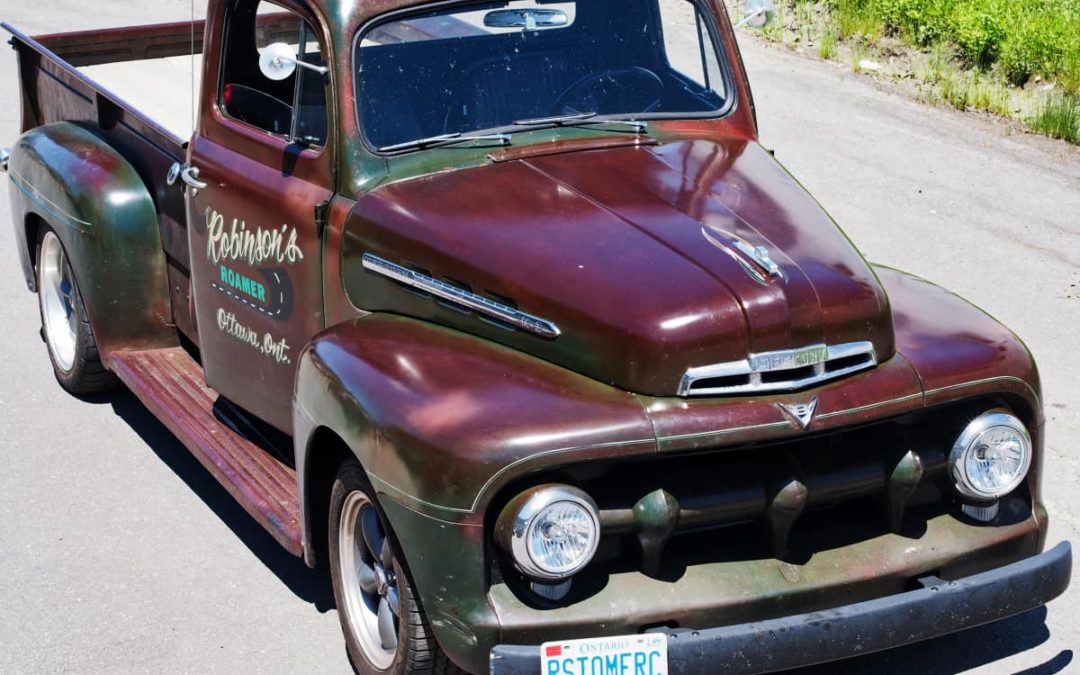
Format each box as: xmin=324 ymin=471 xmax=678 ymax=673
xmin=737 ymin=0 xmax=777 ymax=29
xmin=258 ymin=42 xmax=328 ymax=81
xmin=483 ymin=8 xmax=569 ymax=30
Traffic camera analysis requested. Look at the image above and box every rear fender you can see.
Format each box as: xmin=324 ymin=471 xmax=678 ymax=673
xmin=6 ymin=122 xmax=176 ymax=356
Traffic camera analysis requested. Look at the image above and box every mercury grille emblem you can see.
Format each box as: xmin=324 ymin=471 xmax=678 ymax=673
xmin=778 ymin=397 xmax=819 ymax=430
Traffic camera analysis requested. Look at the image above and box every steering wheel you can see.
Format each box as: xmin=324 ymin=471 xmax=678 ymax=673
xmin=554 ymin=66 xmax=665 ymax=117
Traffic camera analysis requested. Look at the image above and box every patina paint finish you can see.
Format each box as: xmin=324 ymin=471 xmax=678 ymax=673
xmin=293 ymin=261 xmax=1047 ymax=673
xmin=295 ymin=267 xmax=1042 ymax=524
xmin=293 ymin=313 xmax=657 ymax=525
xmin=3 ymin=1 xmax=1062 ymax=673
xmin=7 ymin=123 xmax=176 ymax=356
xmin=185 ymin=0 xmax=335 ymax=430
xmin=487 ymin=506 xmax=1045 ymax=643
xmin=342 ymin=138 xmax=893 ymax=396
xmin=7 ymin=21 xmax=199 ymax=344
xmin=377 ymin=489 xmax=1041 ymax=673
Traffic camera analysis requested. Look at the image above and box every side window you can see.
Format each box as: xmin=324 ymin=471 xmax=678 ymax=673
xmin=220 ymin=0 xmax=328 ymax=147
xmin=657 ymin=0 xmax=726 ymax=99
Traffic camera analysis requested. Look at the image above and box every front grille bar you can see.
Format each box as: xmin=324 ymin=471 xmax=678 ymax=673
xmin=600 ymin=446 xmax=947 ymax=577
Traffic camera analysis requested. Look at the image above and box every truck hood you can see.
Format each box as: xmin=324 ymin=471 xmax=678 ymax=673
xmin=343 ymin=137 xmax=894 ymax=396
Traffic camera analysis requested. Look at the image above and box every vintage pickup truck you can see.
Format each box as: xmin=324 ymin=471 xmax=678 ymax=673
xmin=2 ymin=0 xmax=1071 ymax=673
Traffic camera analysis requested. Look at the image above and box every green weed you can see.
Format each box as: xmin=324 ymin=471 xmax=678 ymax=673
xmin=851 ymin=40 xmax=869 ymax=72
xmin=917 ymin=41 xmax=954 ymax=84
xmin=816 ymin=0 xmax=1080 ymax=87
xmin=970 ymin=76 xmax=1012 ymax=115
xmin=819 ymin=27 xmax=839 ymax=60
xmin=1029 ymin=93 xmax=1080 ymax=143
xmin=940 ymin=73 xmax=969 ymax=110
xmin=767 ymin=0 xmax=1080 ymax=142
xmin=833 ymin=0 xmax=885 ymax=40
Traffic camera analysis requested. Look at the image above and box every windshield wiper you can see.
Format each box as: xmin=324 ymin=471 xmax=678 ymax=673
xmin=512 ymin=112 xmax=648 ymax=133
xmin=378 ymin=132 xmax=511 ymax=153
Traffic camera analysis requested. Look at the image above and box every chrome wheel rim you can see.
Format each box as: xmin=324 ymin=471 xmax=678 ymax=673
xmin=338 ymin=491 xmax=400 ymax=669
xmin=39 ymin=232 xmax=78 ymax=373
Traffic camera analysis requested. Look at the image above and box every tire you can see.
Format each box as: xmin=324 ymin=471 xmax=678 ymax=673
xmin=328 ymin=459 xmax=463 ymax=675
xmin=35 ymin=228 xmax=116 ymax=394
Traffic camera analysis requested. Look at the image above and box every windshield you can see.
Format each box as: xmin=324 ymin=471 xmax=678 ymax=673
xmin=356 ymin=0 xmax=733 ymax=151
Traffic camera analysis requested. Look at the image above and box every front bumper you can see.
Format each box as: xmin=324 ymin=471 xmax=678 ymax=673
xmin=490 ymin=541 xmax=1071 ymax=675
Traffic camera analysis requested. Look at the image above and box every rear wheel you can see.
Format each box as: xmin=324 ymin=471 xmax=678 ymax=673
xmin=328 ymin=460 xmax=462 ymax=675
xmin=36 ymin=229 xmax=115 ymax=394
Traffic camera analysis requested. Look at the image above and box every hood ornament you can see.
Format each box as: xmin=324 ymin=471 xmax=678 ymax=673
xmin=700 ymin=227 xmax=787 ymax=285
xmin=778 ymin=397 xmax=818 ymax=430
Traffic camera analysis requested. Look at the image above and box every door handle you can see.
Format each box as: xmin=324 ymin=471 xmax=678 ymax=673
xmin=181 ymin=166 xmax=208 ymax=190
xmin=167 ymin=162 xmax=208 ymax=191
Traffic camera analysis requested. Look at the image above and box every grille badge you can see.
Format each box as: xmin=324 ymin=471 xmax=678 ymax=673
xmin=779 ymin=397 xmax=819 ymax=430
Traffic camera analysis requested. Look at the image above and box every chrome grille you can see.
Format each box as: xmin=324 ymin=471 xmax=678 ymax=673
xmin=678 ymin=342 xmax=877 ymax=397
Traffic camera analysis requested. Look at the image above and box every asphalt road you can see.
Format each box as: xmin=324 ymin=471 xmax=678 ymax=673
xmin=0 ymin=2 xmax=1078 ymax=674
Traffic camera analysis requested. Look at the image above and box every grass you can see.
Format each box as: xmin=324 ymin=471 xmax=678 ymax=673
xmin=833 ymin=0 xmax=885 ymax=40
xmin=752 ymin=0 xmax=1080 ymax=144
xmin=851 ymin=40 xmax=868 ymax=72
xmin=1029 ymin=93 xmax=1080 ymax=142
xmin=914 ymin=41 xmax=953 ymax=84
xmin=825 ymin=0 xmax=1080 ymax=91
xmin=936 ymin=71 xmax=1012 ymax=114
xmin=819 ymin=27 xmax=839 ymax=60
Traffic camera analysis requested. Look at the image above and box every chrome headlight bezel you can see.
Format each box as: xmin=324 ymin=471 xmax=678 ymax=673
xmin=496 ymin=485 xmax=601 ymax=581
xmin=949 ymin=410 xmax=1032 ymax=502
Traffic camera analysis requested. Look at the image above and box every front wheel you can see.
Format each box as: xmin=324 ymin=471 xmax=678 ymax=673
xmin=328 ymin=460 xmax=462 ymax=675
xmin=36 ymin=228 xmax=115 ymax=394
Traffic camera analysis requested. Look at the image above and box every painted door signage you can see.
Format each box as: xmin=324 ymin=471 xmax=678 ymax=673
xmin=184 ymin=0 xmax=333 ymax=431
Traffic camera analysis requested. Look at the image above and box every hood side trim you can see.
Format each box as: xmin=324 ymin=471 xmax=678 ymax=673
xmin=361 ymin=253 xmax=562 ymax=339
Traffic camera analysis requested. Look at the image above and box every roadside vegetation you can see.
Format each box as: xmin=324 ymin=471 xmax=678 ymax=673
xmin=739 ymin=0 xmax=1080 ymax=144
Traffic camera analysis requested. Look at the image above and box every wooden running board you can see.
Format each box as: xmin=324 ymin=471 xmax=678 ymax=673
xmin=109 ymin=348 xmax=303 ymax=556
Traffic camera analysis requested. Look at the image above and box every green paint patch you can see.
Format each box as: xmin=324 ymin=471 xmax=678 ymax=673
xmin=220 ymin=265 xmax=267 ymax=303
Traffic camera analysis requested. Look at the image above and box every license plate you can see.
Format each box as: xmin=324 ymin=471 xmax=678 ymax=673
xmin=540 ymin=634 xmax=668 ymax=675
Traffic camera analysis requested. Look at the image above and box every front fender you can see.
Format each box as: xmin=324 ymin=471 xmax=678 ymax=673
xmin=293 ymin=313 xmax=655 ymax=527
xmin=877 ymin=265 xmax=1046 ymax=518
xmin=6 ymin=122 xmax=175 ymax=356
xmin=877 ymin=266 xmax=1042 ymax=415
xmin=292 ymin=314 xmax=654 ymax=673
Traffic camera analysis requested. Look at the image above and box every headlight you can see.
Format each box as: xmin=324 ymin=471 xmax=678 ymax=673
xmin=496 ymin=485 xmax=600 ymax=581
xmin=949 ymin=410 xmax=1032 ymax=501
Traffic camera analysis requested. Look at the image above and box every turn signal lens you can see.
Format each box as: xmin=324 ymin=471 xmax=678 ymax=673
xmin=950 ymin=411 xmax=1032 ymax=501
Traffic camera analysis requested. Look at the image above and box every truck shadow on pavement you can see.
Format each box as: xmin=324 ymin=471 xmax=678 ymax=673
xmin=105 ymin=389 xmax=336 ymax=613
xmin=101 ymin=389 xmax=1067 ymax=673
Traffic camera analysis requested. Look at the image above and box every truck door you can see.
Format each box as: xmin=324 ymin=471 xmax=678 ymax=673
xmin=183 ymin=0 xmax=333 ymax=432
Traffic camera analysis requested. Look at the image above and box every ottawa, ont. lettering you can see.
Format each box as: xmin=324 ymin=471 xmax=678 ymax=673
xmin=216 ymin=308 xmax=291 ymax=365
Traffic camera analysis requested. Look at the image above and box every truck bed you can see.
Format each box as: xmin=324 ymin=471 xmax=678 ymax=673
xmin=82 ymin=56 xmax=201 ymax=142
xmin=2 ymin=19 xmax=206 ymax=341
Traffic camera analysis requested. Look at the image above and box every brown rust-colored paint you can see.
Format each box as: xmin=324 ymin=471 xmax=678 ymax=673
xmin=2 ymin=1 xmax=1063 ymax=673
xmin=183 ymin=0 xmax=336 ymax=431
xmin=295 ymin=267 xmax=1043 ymax=525
xmin=343 ymin=138 xmax=893 ymax=397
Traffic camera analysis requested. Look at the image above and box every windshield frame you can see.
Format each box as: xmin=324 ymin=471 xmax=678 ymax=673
xmin=352 ymin=0 xmax=739 ymax=156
